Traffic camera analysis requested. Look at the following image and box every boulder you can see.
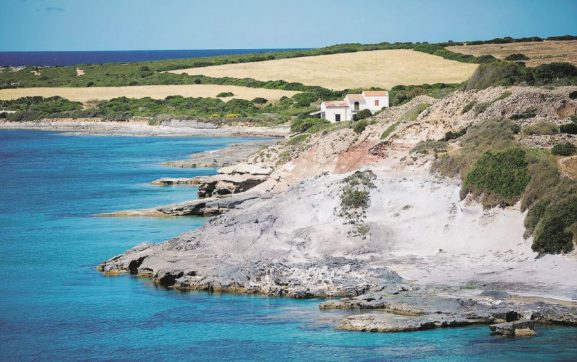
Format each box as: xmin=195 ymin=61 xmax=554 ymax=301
xmin=489 ymin=320 xmax=536 ymax=336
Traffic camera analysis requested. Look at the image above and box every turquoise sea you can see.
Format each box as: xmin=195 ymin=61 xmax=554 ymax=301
xmin=1 ymin=130 xmax=577 ymax=361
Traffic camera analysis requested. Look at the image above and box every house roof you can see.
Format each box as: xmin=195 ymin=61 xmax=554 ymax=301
xmin=322 ymin=100 xmax=348 ymax=108
xmin=345 ymin=94 xmax=365 ymax=102
xmin=362 ymin=90 xmax=388 ymax=97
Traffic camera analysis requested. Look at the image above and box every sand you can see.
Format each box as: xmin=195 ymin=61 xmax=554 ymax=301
xmin=447 ymin=40 xmax=577 ymax=67
xmin=0 ymin=84 xmax=298 ymax=103
xmin=168 ymin=49 xmax=478 ymax=90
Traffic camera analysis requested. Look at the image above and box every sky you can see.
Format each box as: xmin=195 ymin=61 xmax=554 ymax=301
xmin=1 ymin=0 xmax=576 ymax=51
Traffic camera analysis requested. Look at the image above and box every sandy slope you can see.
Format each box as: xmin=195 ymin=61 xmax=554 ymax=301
xmin=168 ymin=50 xmax=478 ymax=90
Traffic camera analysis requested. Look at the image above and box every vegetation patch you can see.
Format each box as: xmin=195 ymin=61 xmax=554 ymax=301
xmin=411 ymin=140 xmax=448 ymax=154
xmin=216 ymin=92 xmax=234 ymax=97
xmin=510 ymin=107 xmax=537 ymax=120
xmin=338 ymin=170 xmax=376 ymax=239
xmin=461 ymin=148 xmax=530 ymax=207
xmin=401 ymin=103 xmax=431 ymax=122
xmin=287 ymin=133 xmax=310 ymax=146
xmin=290 ymin=118 xmax=330 ymax=133
xmin=466 ymin=61 xmax=577 ymax=89
xmin=559 ymin=123 xmax=577 ymax=134
xmin=522 ymin=121 xmax=559 ymax=135
xmin=381 ymin=121 xmax=400 ymax=140
xmin=433 ymin=118 xmax=577 ymax=254
xmin=551 ymin=143 xmax=577 ymax=156
xmin=352 ymin=109 xmax=372 ymax=121
xmin=505 ymin=53 xmax=530 ymax=61
xmin=390 ymin=83 xmax=460 ymax=106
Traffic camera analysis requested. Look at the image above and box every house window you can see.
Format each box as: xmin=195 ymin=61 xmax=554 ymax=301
xmin=375 ymin=100 xmax=380 ymax=106
xmin=335 ymin=114 xmax=341 ymax=122
xmin=354 ymin=101 xmax=360 ymax=111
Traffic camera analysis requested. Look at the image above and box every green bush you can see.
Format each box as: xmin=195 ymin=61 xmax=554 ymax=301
xmin=381 ymin=121 xmax=400 ymax=139
xmin=341 ymin=188 xmax=369 ymax=209
xmin=216 ymin=92 xmax=234 ymax=97
xmin=351 ymin=119 xmax=368 ymax=134
xmin=532 ymin=195 xmax=577 ymax=255
xmin=252 ymin=97 xmax=268 ymax=104
xmin=411 ymin=140 xmax=447 ymax=154
xmin=569 ymin=91 xmax=577 ymax=100
xmin=522 ymin=121 xmax=559 ymax=135
xmin=401 ymin=103 xmax=430 ymax=122
xmin=287 ymin=133 xmax=310 ymax=145
xmin=442 ymin=127 xmax=468 ymax=141
xmin=551 ymin=142 xmax=577 ymax=156
xmin=352 ymin=109 xmax=372 ymax=121
xmin=390 ymin=83 xmax=459 ymax=106
xmin=559 ymin=123 xmax=577 ymax=134
xmin=505 ymin=53 xmax=529 ymax=61
xmin=290 ymin=118 xmax=330 ymax=133
xmin=462 ymin=148 xmax=530 ymax=206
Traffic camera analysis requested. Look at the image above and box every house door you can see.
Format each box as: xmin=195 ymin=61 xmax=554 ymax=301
xmin=335 ymin=114 xmax=341 ymax=122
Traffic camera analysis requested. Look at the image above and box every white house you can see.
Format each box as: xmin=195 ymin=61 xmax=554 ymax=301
xmin=319 ymin=91 xmax=389 ymax=123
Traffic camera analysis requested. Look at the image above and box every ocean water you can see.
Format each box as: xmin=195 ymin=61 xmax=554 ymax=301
xmin=1 ymin=130 xmax=577 ymax=361
xmin=0 ymin=49 xmax=306 ymax=67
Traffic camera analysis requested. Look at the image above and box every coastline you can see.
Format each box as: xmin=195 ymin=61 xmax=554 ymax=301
xmin=95 ymin=86 xmax=577 ymax=336
xmin=0 ymin=118 xmax=290 ymax=138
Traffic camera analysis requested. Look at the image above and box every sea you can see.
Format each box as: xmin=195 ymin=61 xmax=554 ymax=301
xmin=0 ymin=49 xmax=306 ymax=67
xmin=1 ymin=130 xmax=577 ymax=361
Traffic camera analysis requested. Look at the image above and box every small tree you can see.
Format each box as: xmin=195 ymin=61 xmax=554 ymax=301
xmin=352 ymin=109 xmax=372 ymax=121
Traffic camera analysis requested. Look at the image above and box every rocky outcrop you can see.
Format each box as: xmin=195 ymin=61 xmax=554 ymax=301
xmin=151 ymin=177 xmax=201 ymax=186
xmin=97 ymin=192 xmax=259 ymax=217
xmin=197 ymin=174 xmax=268 ymax=198
xmin=490 ymin=320 xmax=536 ymax=336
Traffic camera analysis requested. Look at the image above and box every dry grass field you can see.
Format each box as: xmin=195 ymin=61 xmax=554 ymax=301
xmin=168 ymin=50 xmax=478 ymax=90
xmin=447 ymin=40 xmax=577 ymax=67
xmin=0 ymin=84 xmax=298 ymax=103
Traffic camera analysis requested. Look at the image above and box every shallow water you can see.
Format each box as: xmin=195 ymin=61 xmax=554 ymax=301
xmin=1 ymin=130 xmax=576 ymax=361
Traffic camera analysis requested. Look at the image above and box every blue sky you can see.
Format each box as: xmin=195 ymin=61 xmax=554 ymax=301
xmin=1 ymin=0 xmax=576 ymax=51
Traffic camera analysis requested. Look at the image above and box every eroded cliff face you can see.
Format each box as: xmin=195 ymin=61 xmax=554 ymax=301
xmin=99 ymin=86 xmax=577 ymax=332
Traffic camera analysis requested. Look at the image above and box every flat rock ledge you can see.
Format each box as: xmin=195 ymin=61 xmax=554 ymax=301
xmin=320 ymin=288 xmax=577 ymax=334
xmin=97 ymin=192 xmax=260 ymax=217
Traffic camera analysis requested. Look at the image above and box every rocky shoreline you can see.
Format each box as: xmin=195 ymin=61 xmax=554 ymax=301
xmin=0 ymin=119 xmax=290 ymax=138
xmin=97 ymin=86 xmax=577 ymax=336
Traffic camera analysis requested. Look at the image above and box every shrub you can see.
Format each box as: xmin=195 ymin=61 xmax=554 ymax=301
xmin=411 ymin=140 xmax=447 ymax=154
xmin=559 ymin=123 xmax=577 ymax=134
xmin=216 ymin=92 xmax=234 ymax=97
xmin=401 ymin=103 xmax=430 ymax=122
xmin=466 ymin=62 xmax=529 ymax=89
xmin=352 ymin=109 xmax=372 ymax=121
xmin=522 ymin=121 xmax=559 ymax=135
xmin=291 ymin=92 xmax=319 ymax=107
xmin=290 ymin=118 xmax=330 ymax=133
xmin=532 ymin=195 xmax=577 ymax=255
xmin=341 ymin=188 xmax=369 ymax=209
xmin=352 ymin=119 xmax=368 ymax=134
xmin=462 ymin=148 xmax=530 ymax=207
xmin=442 ymin=127 xmax=468 ymax=141
xmin=570 ymin=91 xmax=577 ymax=100
xmin=551 ymin=142 xmax=577 ymax=156
xmin=287 ymin=133 xmax=310 ymax=145
xmin=252 ymin=97 xmax=268 ymax=104
xmin=505 ymin=53 xmax=529 ymax=61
